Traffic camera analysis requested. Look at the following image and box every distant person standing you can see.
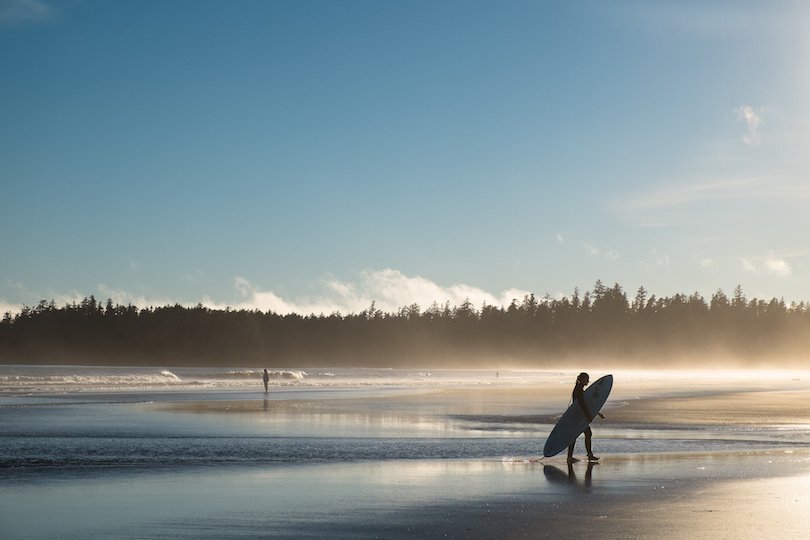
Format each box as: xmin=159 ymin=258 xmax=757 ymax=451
xmin=262 ymin=368 xmax=270 ymax=393
xmin=567 ymin=372 xmax=605 ymax=463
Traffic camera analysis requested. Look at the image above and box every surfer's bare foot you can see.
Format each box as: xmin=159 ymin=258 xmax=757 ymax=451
xmin=587 ymin=455 xmax=600 ymax=461
xmin=567 ymin=456 xmax=580 ymax=463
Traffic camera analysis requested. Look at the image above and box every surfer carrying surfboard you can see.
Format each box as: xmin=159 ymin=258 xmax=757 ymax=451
xmin=543 ymin=372 xmax=611 ymax=460
xmin=567 ymin=372 xmax=605 ymax=463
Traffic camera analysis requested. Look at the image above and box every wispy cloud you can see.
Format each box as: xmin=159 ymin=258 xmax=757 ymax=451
xmin=2 ymin=281 xmax=170 ymax=313
xmin=741 ymin=258 xmax=758 ymax=274
xmin=7 ymin=280 xmax=35 ymax=299
xmin=583 ymin=243 xmax=619 ymax=261
xmin=555 ymin=233 xmax=564 ymax=244
xmin=641 ymin=249 xmax=670 ymax=270
xmin=0 ymin=0 xmax=53 ymax=24
xmin=4 ymin=280 xmax=87 ymax=310
xmin=764 ymin=256 xmax=792 ymax=278
xmin=616 ymin=177 xmax=770 ymax=228
xmin=624 ymin=178 xmax=760 ymax=211
xmin=739 ymin=255 xmax=793 ymax=278
xmin=734 ymin=105 xmax=764 ymax=146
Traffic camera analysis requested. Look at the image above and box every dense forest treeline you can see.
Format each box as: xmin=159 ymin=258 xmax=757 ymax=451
xmin=2 ymin=281 xmax=810 ymax=367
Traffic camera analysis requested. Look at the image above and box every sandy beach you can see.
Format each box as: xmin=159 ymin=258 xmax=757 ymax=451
xmin=2 ymin=368 xmax=810 ymax=538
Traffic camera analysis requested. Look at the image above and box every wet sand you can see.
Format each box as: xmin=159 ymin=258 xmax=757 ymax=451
xmin=380 ymin=452 xmax=810 ymax=539
xmin=608 ymin=388 xmax=810 ymax=426
xmin=4 ymin=451 xmax=809 ymax=539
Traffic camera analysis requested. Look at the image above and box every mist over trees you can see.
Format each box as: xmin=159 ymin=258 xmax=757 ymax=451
xmin=2 ymin=281 xmax=810 ymax=368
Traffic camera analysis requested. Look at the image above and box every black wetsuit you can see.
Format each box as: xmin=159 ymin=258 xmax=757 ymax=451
xmin=568 ymin=381 xmax=596 ymax=459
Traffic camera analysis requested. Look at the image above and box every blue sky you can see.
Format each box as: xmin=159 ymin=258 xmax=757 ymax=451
xmin=2 ymin=0 xmax=810 ymax=315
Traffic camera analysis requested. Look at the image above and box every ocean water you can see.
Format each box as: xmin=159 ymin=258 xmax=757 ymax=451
xmin=2 ymin=365 xmax=810 ymax=538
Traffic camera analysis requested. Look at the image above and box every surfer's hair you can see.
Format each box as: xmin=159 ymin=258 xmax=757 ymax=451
xmin=576 ymin=372 xmax=589 ymax=384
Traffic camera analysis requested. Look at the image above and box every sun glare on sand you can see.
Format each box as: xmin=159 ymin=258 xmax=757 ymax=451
xmin=614 ymin=368 xmax=810 ymax=381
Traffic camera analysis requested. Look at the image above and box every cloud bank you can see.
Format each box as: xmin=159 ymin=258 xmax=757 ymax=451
xmin=1 ymin=269 xmax=531 ymax=316
xmin=206 ymin=269 xmax=531 ymax=315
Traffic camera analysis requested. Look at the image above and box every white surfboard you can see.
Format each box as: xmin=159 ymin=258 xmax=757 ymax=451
xmin=543 ymin=374 xmax=613 ymax=458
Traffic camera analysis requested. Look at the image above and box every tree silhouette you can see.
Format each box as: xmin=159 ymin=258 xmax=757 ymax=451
xmin=2 ymin=281 xmax=809 ymax=367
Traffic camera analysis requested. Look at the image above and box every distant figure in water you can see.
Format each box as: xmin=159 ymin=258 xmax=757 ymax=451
xmin=567 ymin=372 xmax=605 ymax=463
xmin=262 ymin=368 xmax=270 ymax=393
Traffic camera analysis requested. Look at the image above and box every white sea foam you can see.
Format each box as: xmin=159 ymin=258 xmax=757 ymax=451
xmin=199 ymin=370 xmax=307 ymax=380
xmin=0 ymin=369 xmax=191 ymax=393
xmin=160 ymin=370 xmax=181 ymax=381
xmin=269 ymin=370 xmax=306 ymax=380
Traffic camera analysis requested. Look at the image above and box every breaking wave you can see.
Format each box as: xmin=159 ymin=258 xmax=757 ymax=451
xmin=211 ymin=370 xmax=307 ymax=380
xmin=0 ymin=369 xmax=184 ymax=389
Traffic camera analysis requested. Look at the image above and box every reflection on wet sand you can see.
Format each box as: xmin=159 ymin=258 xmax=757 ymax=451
xmin=543 ymin=461 xmax=598 ymax=487
xmin=4 ymin=451 xmax=809 ymax=539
